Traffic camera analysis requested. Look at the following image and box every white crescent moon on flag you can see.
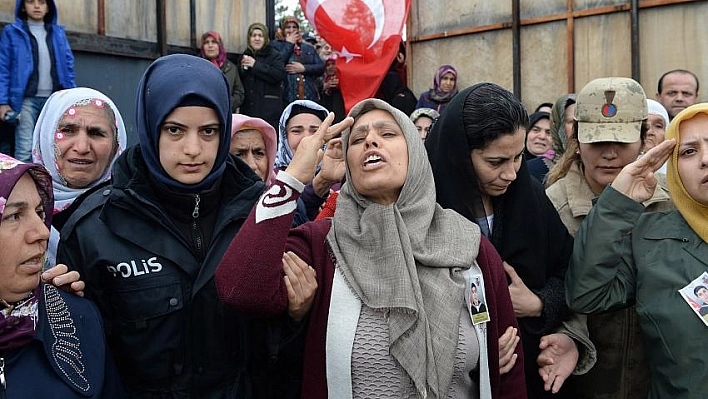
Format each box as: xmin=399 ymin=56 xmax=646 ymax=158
xmin=361 ymin=0 xmax=385 ymax=49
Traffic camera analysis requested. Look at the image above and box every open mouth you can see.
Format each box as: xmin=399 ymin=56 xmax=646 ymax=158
xmin=365 ymin=154 xmax=382 ymax=164
xmin=69 ymin=159 xmax=93 ymax=165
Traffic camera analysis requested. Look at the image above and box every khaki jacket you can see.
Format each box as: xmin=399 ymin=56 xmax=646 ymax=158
xmin=546 ymin=163 xmax=673 ymax=399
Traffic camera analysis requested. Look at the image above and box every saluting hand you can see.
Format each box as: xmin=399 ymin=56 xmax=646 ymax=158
xmin=611 ymin=138 xmax=675 ymax=203
xmin=285 ymin=112 xmax=353 ymax=185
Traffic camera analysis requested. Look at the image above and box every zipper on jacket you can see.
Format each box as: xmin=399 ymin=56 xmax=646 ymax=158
xmin=192 ymin=194 xmax=202 ymax=252
xmin=192 ymin=194 xmax=201 ymax=219
xmin=0 ymin=356 xmax=6 ymax=390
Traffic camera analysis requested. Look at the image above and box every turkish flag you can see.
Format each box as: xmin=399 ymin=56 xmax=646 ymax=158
xmin=300 ymin=0 xmax=411 ymax=113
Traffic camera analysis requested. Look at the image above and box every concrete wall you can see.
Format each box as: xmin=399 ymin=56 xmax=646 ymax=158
xmin=0 ymin=0 xmax=266 ymax=52
xmin=0 ymin=0 xmax=268 ymax=143
xmin=408 ymin=0 xmax=708 ymax=113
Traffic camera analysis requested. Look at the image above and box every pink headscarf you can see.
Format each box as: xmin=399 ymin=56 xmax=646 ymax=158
xmin=231 ymin=114 xmax=277 ymax=185
xmin=200 ymin=31 xmax=227 ymax=68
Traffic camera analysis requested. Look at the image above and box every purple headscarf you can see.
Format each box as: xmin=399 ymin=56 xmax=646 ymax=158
xmin=429 ymin=65 xmax=458 ymax=102
xmin=0 ymin=153 xmax=53 ymax=352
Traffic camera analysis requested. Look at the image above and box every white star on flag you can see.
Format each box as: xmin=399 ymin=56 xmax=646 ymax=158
xmin=339 ymin=46 xmax=362 ymax=63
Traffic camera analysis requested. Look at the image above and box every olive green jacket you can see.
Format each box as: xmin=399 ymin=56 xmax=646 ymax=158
xmin=567 ymin=186 xmax=707 ymax=399
xmin=547 ymin=163 xmax=672 ymax=399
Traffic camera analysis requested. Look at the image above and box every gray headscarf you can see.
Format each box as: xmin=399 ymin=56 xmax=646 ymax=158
xmin=327 ymin=98 xmax=481 ymax=397
xmin=550 ymin=93 xmax=576 ymax=162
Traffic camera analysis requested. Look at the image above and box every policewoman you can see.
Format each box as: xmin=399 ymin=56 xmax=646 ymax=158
xmin=57 ymin=54 xmax=264 ymax=398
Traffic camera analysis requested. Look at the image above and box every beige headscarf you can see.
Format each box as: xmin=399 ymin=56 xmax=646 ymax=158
xmin=550 ymin=93 xmax=577 ymax=162
xmin=666 ymin=103 xmax=708 ymax=242
xmin=327 ymin=98 xmax=481 ymax=397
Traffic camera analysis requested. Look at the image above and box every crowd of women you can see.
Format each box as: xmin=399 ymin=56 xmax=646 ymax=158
xmin=1 ymin=19 xmax=707 ymax=398
xmin=196 ymin=15 xmax=462 ymax=143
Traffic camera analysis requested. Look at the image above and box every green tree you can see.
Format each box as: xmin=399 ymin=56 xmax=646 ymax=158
xmin=293 ymin=6 xmax=313 ymax=34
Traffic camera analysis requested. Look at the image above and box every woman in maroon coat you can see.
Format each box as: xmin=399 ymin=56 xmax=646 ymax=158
xmin=217 ymin=99 xmax=526 ymax=399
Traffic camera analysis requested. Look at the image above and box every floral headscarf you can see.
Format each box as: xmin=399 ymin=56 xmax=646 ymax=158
xmin=31 ymin=88 xmax=127 ymax=266
xmin=549 ymin=93 xmax=577 ymax=162
xmin=32 ymin=87 xmax=127 ymax=215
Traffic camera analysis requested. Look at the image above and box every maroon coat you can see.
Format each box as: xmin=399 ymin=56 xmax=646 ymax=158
xmin=216 ymin=180 xmax=526 ymax=399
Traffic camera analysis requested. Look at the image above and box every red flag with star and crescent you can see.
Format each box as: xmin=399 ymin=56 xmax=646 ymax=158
xmin=300 ymin=0 xmax=411 ymax=113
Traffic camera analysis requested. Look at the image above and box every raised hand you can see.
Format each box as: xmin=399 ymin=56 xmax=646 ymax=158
xmin=611 ymin=138 xmax=676 ymax=203
xmin=313 ymin=138 xmax=345 ymax=197
xmin=537 ymin=333 xmax=579 ymax=393
xmin=41 ymin=264 xmax=85 ymax=297
xmin=285 ymin=112 xmax=353 ymax=185
xmin=283 ymin=251 xmax=317 ymax=323
xmin=504 ymin=262 xmax=543 ymax=317
xmin=498 ymin=326 xmax=520 ymax=374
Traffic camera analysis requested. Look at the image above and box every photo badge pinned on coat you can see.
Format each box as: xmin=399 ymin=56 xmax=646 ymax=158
xmin=677 ymin=271 xmax=708 ymax=327
xmin=466 ymin=273 xmax=490 ymax=325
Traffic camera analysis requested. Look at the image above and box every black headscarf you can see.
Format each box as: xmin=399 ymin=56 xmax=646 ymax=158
xmin=136 ymin=54 xmax=232 ymax=192
xmin=426 ymin=82 xmax=570 ymax=305
xmin=426 ymin=82 xmax=573 ymax=398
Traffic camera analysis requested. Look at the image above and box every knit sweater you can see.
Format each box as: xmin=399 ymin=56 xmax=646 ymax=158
xmin=216 ymin=174 xmax=527 ymax=399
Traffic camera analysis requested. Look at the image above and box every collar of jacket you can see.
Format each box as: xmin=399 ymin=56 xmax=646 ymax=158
xmin=565 ymin=162 xmax=671 ymax=219
xmin=104 ymin=145 xmax=264 ymax=246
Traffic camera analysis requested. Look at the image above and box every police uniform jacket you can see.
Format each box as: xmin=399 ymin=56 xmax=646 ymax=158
xmin=58 ymin=145 xmax=264 ymax=398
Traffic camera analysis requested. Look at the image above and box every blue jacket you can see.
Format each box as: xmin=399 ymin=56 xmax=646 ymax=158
xmin=0 ymin=0 xmax=76 ymax=111
xmin=1 ymin=284 xmax=125 ymax=398
xmin=272 ymin=39 xmax=323 ymax=104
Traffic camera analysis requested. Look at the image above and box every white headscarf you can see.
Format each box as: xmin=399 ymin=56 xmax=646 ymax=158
xmin=275 ymin=100 xmax=328 ymax=169
xmin=647 ymin=99 xmax=670 ymax=127
xmin=32 ymin=87 xmax=127 ymax=214
xmin=31 ymin=88 xmax=127 ymax=267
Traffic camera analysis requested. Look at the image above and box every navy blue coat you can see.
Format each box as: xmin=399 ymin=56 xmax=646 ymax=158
xmin=2 ymin=284 xmax=124 ymax=398
xmin=272 ymin=40 xmax=323 ymax=104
